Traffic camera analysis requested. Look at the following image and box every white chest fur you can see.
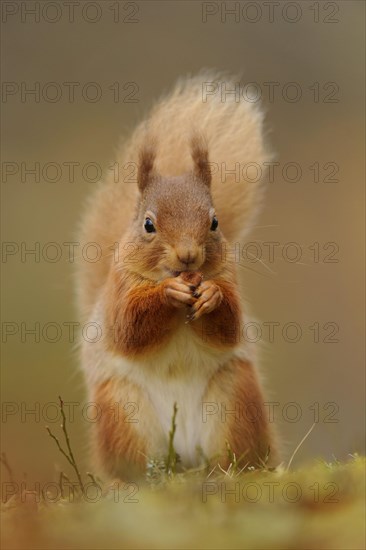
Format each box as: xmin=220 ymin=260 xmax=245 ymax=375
xmin=143 ymin=373 xmax=209 ymax=466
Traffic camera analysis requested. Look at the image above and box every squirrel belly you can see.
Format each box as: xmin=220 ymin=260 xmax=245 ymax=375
xmin=76 ymin=71 xmax=277 ymax=477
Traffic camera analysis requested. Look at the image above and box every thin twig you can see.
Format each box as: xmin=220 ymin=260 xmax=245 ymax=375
xmin=46 ymin=427 xmax=74 ymax=467
xmin=0 ymin=452 xmax=15 ymax=484
xmin=166 ymin=402 xmax=178 ymax=475
xmin=58 ymin=396 xmax=84 ymax=491
xmin=45 ymin=396 xmax=84 ymax=492
xmin=87 ymin=472 xmax=102 ymax=489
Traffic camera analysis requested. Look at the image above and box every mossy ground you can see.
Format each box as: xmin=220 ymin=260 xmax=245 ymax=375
xmin=1 ymin=455 xmax=365 ymax=550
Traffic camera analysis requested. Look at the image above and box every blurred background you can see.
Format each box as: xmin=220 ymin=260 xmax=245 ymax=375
xmin=1 ymin=0 xmax=365 ymax=484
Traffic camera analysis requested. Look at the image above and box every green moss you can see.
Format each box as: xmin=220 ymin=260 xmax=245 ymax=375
xmin=1 ymin=456 xmax=365 ymax=550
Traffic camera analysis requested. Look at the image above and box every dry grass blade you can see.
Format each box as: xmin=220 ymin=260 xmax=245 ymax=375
xmin=286 ymin=423 xmax=316 ymax=472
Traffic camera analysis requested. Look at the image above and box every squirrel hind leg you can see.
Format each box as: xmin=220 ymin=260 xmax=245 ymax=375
xmin=204 ymin=357 xmax=278 ymax=470
xmin=91 ymin=378 xmax=148 ymax=480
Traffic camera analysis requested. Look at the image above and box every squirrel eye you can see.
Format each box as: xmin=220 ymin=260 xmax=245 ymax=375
xmin=210 ymin=216 xmax=218 ymax=231
xmin=144 ymin=218 xmax=156 ymax=233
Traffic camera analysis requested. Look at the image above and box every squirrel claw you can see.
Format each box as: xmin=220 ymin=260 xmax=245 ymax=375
xmin=185 ymin=312 xmax=195 ymax=323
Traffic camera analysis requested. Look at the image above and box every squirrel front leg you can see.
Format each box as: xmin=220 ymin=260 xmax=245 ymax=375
xmin=105 ymin=270 xmax=196 ymax=357
xmin=188 ymin=277 xmax=242 ymax=347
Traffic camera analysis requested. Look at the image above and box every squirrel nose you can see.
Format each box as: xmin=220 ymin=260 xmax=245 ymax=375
xmin=176 ymin=248 xmax=197 ymax=267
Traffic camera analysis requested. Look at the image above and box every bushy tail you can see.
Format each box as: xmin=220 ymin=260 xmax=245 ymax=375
xmin=120 ymin=70 xmax=272 ymax=242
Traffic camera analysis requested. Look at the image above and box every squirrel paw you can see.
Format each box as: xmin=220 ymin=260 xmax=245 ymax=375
xmin=186 ymin=280 xmax=223 ymax=322
xmin=163 ymin=275 xmax=197 ymax=308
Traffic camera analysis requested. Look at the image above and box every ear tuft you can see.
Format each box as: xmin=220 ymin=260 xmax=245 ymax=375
xmin=191 ymin=134 xmax=211 ymax=187
xmin=137 ymin=140 xmax=157 ymax=192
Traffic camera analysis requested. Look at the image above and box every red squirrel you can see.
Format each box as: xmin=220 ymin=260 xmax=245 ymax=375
xmin=76 ymin=72 xmax=277 ymax=478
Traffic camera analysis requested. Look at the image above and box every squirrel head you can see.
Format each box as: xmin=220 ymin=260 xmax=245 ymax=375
xmin=129 ymin=136 xmax=225 ymax=279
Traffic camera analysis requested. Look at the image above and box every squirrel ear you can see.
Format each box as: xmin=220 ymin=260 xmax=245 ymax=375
xmin=137 ymin=140 xmax=157 ymax=192
xmin=191 ymin=135 xmax=211 ymax=187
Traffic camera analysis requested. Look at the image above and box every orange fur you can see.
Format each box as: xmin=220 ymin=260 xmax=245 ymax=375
xmin=225 ymin=358 xmax=275 ymax=466
xmin=203 ymin=358 xmax=276 ymax=469
xmin=105 ymin=270 xmax=179 ymax=358
xmin=92 ymin=378 xmax=147 ymax=479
